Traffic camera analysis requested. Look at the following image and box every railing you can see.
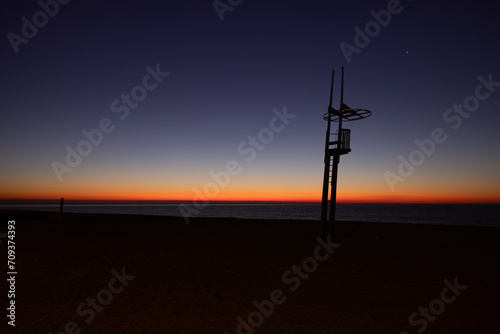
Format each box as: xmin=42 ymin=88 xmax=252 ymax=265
xmin=329 ymin=129 xmax=351 ymax=150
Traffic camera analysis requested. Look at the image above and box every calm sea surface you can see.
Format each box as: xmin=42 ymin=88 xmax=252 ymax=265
xmin=1 ymin=203 xmax=499 ymax=227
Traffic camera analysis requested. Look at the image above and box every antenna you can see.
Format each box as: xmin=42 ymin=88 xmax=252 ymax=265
xmin=320 ymin=67 xmax=372 ymax=241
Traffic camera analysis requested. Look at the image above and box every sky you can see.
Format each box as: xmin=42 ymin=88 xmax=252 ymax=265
xmin=1 ymin=0 xmax=499 ymax=203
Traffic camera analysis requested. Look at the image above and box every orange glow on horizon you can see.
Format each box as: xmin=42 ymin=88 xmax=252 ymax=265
xmin=1 ymin=188 xmax=499 ymax=204
xmin=1 ymin=170 xmax=499 ymax=204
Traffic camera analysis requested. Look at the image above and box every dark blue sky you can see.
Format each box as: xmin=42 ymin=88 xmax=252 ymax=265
xmin=1 ymin=0 xmax=499 ymax=202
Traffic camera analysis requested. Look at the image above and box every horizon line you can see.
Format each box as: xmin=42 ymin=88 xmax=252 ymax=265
xmin=1 ymin=198 xmax=499 ymax=205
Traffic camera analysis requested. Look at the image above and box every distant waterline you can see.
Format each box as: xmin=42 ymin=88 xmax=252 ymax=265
xmin=1 ymin=203 xmax=499 ymax=227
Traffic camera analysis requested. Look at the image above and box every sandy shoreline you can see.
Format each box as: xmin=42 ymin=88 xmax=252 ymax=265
xmin=1 ymin=210 xmax=499 ymax=333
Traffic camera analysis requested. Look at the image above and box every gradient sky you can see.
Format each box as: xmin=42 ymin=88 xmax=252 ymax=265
xmin=1 ymin=0 xmax=499 ymax=203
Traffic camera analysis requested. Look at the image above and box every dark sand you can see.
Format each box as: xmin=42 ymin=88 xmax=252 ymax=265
xmin=1 ymin=210 xmax=499 ymax=334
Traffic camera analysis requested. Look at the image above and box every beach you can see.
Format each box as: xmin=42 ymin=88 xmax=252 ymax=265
xmin=2 ymin=210 xmax=499 ymax=333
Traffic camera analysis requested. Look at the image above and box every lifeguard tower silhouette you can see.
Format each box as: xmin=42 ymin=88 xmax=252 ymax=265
xmin=321 ymin=67 xmax=372 ymax=240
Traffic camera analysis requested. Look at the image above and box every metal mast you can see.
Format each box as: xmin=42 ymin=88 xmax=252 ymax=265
xmin=320 ymin=67 xmax=372 ymax=240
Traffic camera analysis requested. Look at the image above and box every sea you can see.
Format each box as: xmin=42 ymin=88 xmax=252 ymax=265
xmin=1 ymin=202 xmax=499 ymax=227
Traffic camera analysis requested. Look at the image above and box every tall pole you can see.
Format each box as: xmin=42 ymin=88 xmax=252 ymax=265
xmin=321 ymin=70 xmax=334 ymax=240
xmin=59 ymin=197 xmax=64 ymax=222
xmin=328 ymin=66 xmax=344 ymax=235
